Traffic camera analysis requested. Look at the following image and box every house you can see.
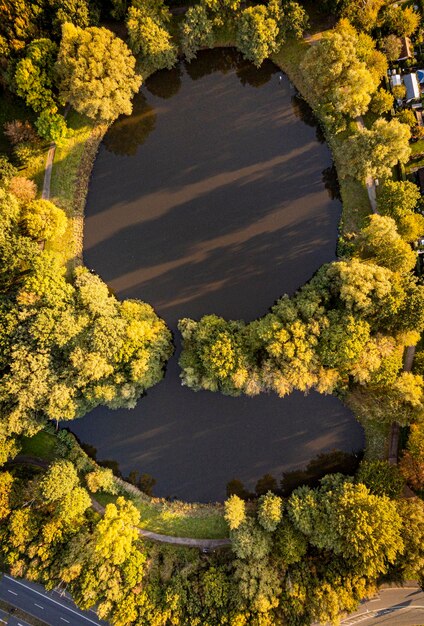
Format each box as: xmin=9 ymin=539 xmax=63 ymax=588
xmin=390 ymin=73 xmax=402 ymax=89
xmin=404 ymin=73 xmax=420 ymax=101
xmin=398 ymin=36 xmax=413 ymax=61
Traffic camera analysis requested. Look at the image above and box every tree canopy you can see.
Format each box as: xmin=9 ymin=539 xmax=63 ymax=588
xmin=56 ymin=23 xmax=141 ymax=121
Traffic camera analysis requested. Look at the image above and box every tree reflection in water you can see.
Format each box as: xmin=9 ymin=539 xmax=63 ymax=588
xmin=103 ymin=92 xmax=156 ymax=156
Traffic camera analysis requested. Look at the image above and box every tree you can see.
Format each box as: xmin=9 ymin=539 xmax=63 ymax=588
xmin=300 ymin=21 xmax=380 ymax=128
xmin=382 ymin=5 xmax=420 ymax=37
xmin=338 ymin=119 xmax=410 ymax=181
xmin=14 ymin=38 xmax=59 ymax=114
xmin=341 ymin=0 xmax=386 ymax=32
xmin=93 ymin=497 xmax=140 ymax=565
xmin=399 ymin=423 xmax=424 ymax=490
xmin=354 ymin=214 xmax=416 ymax=274
xmin=382 ymin=34 xmax=402 ymax=62
xmin=370 ymin=88 xmax=393 ymax=114
xmin=0 ymin=471 xmax=13 ymax=519
xmin=180 ymin=5 xmax=214 ymax=62
xmin=348 ymin=372 xmax=424 ymax=426
xmin=126 ymin=8 xmax=177 ymax=71
xmin=257 ymin=492 xmax=282 ymax=531
xmin=395 ymin=499 xmax=424 ymax=581
xmin=0 ymin=156 xmax=17 ymax=187
xmin=317 ymin=311 xmax=371 ymax=373
xmin=86 ymin=467 xmax=117 ymax=494
xmin=236 ymin=5 xmax=279 ymax=67
xmin=377 ymin=179 xmax=420 ymax=216
xmin=40 ymin=460 xmax=79 ymax=503
xmin=35 ymin=110 xmax=68 ymax=142
xmin=22 ymin=199 xmax=68 ymax=241
xmin=287 ymin=477 xmax=404 ymax=577
xmin=0 ymin=0 xmax=45 ymax=53
xmin=356 ymin=460 xmax=404 ymax=498
xmin=48 ymin=0 xmax=91 ymax=33
xmin=224 ymin=494 xmax=246 ymax=530
xmin=396 ymin=109 xmax=417 ymax=128
xmin=56 ymin=23 xmax=141 ymax=121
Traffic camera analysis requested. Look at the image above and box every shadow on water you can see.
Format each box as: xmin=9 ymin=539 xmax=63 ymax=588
xmin=103 ymin=92 xmax=156 ymax=156
xmin=72 ymin=48 xmax=365 ymax=503
xmin=145 ymin=65 xmax=183 ymax=99
xmin=291 ymin=92 xmax=325 ymax=144
xmin=226 ymin=449 xmax=363 ymax=500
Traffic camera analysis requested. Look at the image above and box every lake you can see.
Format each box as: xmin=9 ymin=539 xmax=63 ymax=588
xmin=64 ymin=49 xmax=365 ymax=503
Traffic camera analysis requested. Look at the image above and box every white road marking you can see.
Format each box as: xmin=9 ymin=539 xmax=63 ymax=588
xmin=7 ymin=589 xmax=18 ymax=595
xmin=0 ymin=619 xmax=6 ymax=624
xmin=4 ymin=576 xmax=101 ymax=625
xmin=60 ymin=618 xmax=70 ymax=623
xmin=34 ymin=602 xmax=44 ymax=609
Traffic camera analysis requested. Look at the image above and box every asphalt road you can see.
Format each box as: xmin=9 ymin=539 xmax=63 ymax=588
xmin=0 ymin=575 xmax=109 ymax=626
xmin=339 ymin=586 xmax=424 ymax=626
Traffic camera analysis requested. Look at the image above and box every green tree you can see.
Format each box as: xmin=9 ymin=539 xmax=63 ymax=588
xmin=382 ymin=5 xmax=420 ymax=37
xmin=348 ymin=371 xmax=424 ymax=426
xmin=180 ymin=4 xmax=214 ymax=62
xmin=288 ymin=477 xmax=404 ymax=577
xmin=40 ymin=460 xmax=79 ymax=503
xmin=257 ymin=492 xmax=282 ymax=532
xmin=93 ymin=497 xmax=140 ymax=565
xmin=300 ymin=20 xmax=380 ymax=128
xmin=399 ymin=423 xmax=424 ymax=490
xmin=48 ymin=0 xmax=91 ymax=32
xmin=86 ymin=467 xmax=117 ymax=494
xmin=0 ymin=0 xmax=45 ymax=53
xmin=377 ymin=179 xmax=420 ymax=216
xmin=14 ymin=38 xmax=58 ymax=114
xmin=0 ymin=471 xmax=13 ymax=519
xmin=395 ymin=498 xmax=424 ymax=581
xmin=356 ymin=460 xmax=404 ymax=498
xmin=22 ymin=199 xmax=68 ymax=241
xmin=236 ymin=5 xmax=279 ymax=67
xmin=370 ymin=88 xmax=393 ymax=114
xmin=224 ymin=494 xmax=246 ymax=530
xmin=56 ymin=23 xmax=141 ymax=121
xmin=354 ymin=214 xmax=416 ymax=274
xmin=35 ymin=110 xmax=68 ymax=142
xmin=341 ymin=0 xmax=386 ymax=32
xmin=339 ymin=119 xmax=410 ymax=181
xmin=127 ymin=8 xmax=177 ymax=71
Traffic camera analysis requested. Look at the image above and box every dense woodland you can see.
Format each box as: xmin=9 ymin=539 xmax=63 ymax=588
xmin=0 ymin=0 xmax=424 ymax=624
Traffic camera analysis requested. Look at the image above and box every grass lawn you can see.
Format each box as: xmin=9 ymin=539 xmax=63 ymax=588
xmin=95 ymin=491 xmax=229 ymax=539
xmin=19 ymin=431 xmax=58 ymax=462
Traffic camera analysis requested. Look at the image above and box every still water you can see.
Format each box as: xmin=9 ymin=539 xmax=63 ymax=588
xmin=64 ymin=49 xmax=364 ymax=502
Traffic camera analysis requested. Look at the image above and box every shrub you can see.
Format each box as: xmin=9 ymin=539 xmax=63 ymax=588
xmin=13 ymin=140 xmax=42 ymax=166
xmin=356 ymin=460 xmax=404 ymax=498
xmin=8 ymin=176 xmax=37 ymax=203
xmin=4 ymin=119 xmax=38 ymax=145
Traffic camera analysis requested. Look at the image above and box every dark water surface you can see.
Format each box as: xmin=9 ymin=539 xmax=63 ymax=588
xmin=66 ymin=49 xmax=364 ymax=502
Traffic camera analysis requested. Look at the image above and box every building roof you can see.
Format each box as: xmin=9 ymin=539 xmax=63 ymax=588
xmin=398 ymin=36 xmax=413 ymax=61
xmin=404 ymin=72 xmax=420 ymax=101
xmin=391 ymin=74 xmax=402 ymax=88
xmin=418 ymin=69 xmax=424 ymax=84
